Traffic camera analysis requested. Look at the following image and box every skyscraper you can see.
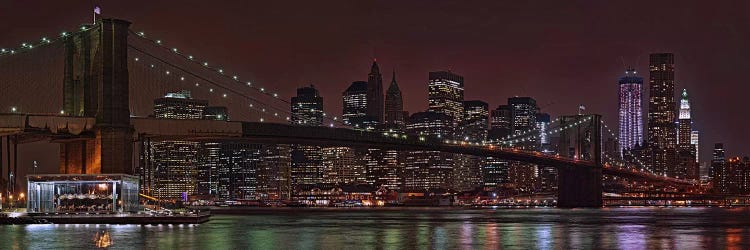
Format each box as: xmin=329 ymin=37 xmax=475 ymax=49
xmin=150 ymin=91 xmax=266 ymax=200
xmin=217 ymin=143 xmax=262 ymax=200
xmin=726 ymin=157 xmax=750 ymax=194
xmin=712 ymin=143 xmax=728 ymax=193
xmin=256 ymin=145 xmax=292 ymax=201
xmin=677 ymin=89 xmax=698 ymax=179
xmin=291 ymin=85 xmax=324 ymax=126
xmin=708 ymin=143 xmax=729 ymax=190
xmin=149 ymin=91 xmax=207 ymax=199
xmin=507 ymin=97 xmax=540 ymax=192
xmin=342 ymin=81 xmax=369 ymax=127
xmin=647 ymin=53 xmax=677 ymax=177
xmin=678 ymin=89 xmax=693 ymax=147
xmin=617 ymin=68 xmax=644 ymax=154
xmin=321 ymin=147 xmax=364 ymax=184
xmin=485 ymin=106 xmax=512 ymax=190
xmin=536 ymin=113 xmax=552 ymax=150
xmin=508 ymin=97 xmax=538 ymax=150
xmin=454 ymin=100 xmax=489 ymax=191
xmin=385 ymin=71 xmax=405 ymax=127
xmin=290 ymin=85 xmax=325 ymax=186
xmin=428 ymin=71 xmax=465 ymax=125
xmin=153 ymin=90 xmax=207 ymax=119
xmin=489 ymin=105 xmax=512 ymax=141
xmin=366 ymin=60 xmax=384 ymax=123
xmin=404 ymin=112 xmax=455 ymax=191
xmin=462 ymin=100 xmax=489 ymax=142
xmin=691 ymin=130 xmax=700 ymax=162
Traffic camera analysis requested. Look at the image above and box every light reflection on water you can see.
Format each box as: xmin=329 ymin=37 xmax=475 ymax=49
xmin=1 ymin=207 xmax=750 ymax=249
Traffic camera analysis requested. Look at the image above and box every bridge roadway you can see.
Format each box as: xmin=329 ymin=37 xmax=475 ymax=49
xmin=0 ymin=114 xmax=694 ymax=185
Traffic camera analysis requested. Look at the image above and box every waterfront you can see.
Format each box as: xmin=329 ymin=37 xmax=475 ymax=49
xmin=1 ymin=207 xmax=750 ymax=249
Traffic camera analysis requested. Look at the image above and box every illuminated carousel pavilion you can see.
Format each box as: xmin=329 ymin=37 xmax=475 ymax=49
xmin=26 ymin=174 xmax=139 ymax=214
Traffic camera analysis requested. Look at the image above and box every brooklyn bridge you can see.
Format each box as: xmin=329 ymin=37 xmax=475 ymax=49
xmin=0 ymin=18 xmax=695 ymax=208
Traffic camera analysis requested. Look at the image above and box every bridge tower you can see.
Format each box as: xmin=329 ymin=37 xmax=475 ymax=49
xmin=556 ymin=114 xmax=602 ymax=208
xmin=59 ymin=19 xmax=133 ymax=174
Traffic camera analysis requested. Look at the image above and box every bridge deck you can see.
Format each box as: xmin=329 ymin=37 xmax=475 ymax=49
xmin=0 ymin=114 xmax=695 ymax=185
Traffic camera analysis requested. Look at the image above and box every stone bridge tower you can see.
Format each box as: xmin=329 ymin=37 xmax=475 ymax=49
xmin=556 ymin=114 xmax=603 ymax=208
xmin=60 ymin=19 xmax=133 ymax=174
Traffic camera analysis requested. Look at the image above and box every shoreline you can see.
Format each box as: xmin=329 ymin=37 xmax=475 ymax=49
xmin=198 ymin=205 xmax=747 ymax=215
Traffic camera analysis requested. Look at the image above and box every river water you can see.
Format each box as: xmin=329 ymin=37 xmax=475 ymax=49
xmin=1 ymin=207 xmax=749 ymax=249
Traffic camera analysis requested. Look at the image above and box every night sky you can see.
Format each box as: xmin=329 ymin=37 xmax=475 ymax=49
xmin=1 ymin=1 xmax=749 ymax=176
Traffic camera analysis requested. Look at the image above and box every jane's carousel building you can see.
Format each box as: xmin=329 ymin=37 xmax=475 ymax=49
xmin=26 ymin=174 xmax=139 ymax=214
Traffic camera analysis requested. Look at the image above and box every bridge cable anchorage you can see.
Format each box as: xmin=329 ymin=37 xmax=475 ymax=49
xmin=127 ymin=29 xmax=346 ymax=127
xmin=128 ymin=49 xmax=312 ymax=123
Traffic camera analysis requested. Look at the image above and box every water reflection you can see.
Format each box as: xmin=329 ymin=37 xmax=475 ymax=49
xmin=726 ymin=228 xmax=743 ymax=250
xmin=1 ymin=208 xmax=750 ymax=249
xmin=616 ymin=224 xmax=646 ymax=249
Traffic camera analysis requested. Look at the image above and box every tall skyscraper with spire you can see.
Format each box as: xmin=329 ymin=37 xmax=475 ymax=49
xmin=677 ymin=89 xmax=698 ymax=179
xmin=647 ymin=53 xmax=677 ymax=177
xmin=618 ymin=68 xmax=643 ymax=154
xmin=366 ymin=60 xmax=384 ymax=123
xmin=678 ymin=89 xmax=692 ymax=146
xmin=384 ymin=70 xmax=405 ymax=126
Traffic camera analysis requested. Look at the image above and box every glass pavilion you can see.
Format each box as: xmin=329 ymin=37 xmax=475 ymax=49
xmin=27 ymin=174 xmax=139 ymax=213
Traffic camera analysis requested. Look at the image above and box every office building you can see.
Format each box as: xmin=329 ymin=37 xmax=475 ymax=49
xmin=647 ymin=53 xmax=678 ymax=177
xmin=428 ymin=71 xmax=464 ymax=125
xmin=342 ymin=81 xmax=370 ymax=127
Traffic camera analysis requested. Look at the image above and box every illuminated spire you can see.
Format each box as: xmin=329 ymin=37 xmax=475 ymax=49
xmin=679 ymin=89 xmax=690 ymax=119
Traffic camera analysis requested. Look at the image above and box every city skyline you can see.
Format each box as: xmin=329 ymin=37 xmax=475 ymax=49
xmin=0 ymin=1 xmax=748 ymax=176
xmin=4 ymin=2 xmax=750 ymax=248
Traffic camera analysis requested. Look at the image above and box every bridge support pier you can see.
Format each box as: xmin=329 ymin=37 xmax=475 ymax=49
xmin=59 ymin=140 xmax=98 ymax=174
xmin=557 ymin=167 xmax=602 ymax=208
